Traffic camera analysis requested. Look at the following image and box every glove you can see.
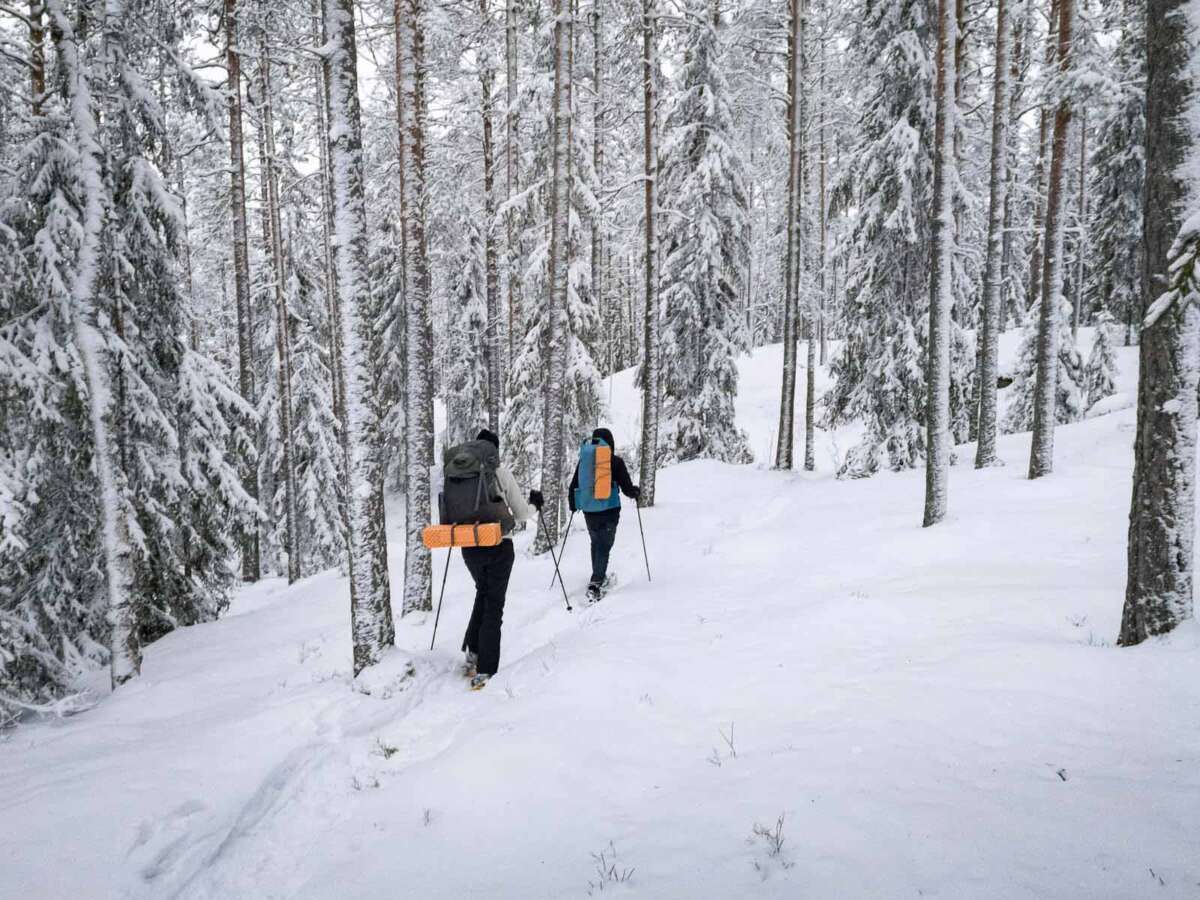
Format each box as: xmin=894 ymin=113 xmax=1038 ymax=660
xmin=629 ymin=485 xmax=641 ymax=500
xmin=528 ymin=489 xmax=544 ymax=512
xmin=568 ymin=493 xmax=577 ymax=513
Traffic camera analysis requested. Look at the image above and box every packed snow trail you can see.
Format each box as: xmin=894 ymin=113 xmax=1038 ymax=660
xmin=2 ymin=337 xmax=1199 ymax=899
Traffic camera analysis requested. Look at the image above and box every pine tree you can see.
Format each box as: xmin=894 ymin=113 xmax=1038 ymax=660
xmin=1087 ymin=0 xmax=1144 ymax=344
xmin=659 ymin=0 xmax=752 ymax=465
xmin=823 ymin=0 xmax=936 ymax=478
xmin=445 ymin=221 xmax=490 ymax=444
xmin=1119 ymin=0 xmax=1200 ymax=644
xmin=1028 ymin=0 xmax=1073 ymax=480
xmin=322 ymin=0 xmax=395 ymax=673
xmin=975 ymin=0 xmax=1012 ymax=469
xmin=1083 ymin=313 xmax=1118 ymax=411
xmin=637 ymin=0 xmax=661 ymax=505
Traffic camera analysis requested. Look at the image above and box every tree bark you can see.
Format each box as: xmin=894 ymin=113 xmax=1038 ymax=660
xmin=1072 ymin=106 xmax=1087 ymax=339
xmin=536 ymin=0 xmax=573 ymax=545
xmin=924 ymin=0 xmax=956 ymax=525
xmin=974 ymin=0 xmax=1010 ymax=469
xmin=504 ymin=0 xmax=520 ymax=369
xmin=322 ymin=0 xmax=396 ymax=672
xmin=637 ymin=0 xmax=660 ymax=505
xmin=480 ymin=0 xmax=502 ymax=431
xmin=775 ymin=0 xmax=803 ymax=470
xmin=29 ymin=0 xmax=45 ymax=115
xmin=1028 ymin=0 xmax=1072 ymax=480
xmin=398 ymin=0 xmax=435 ymax=613
xmin=1028 ymin=0 xmax=1060 ymax=315
xmin=315 ymin=3 xmax=345 ymax=428
xmin=592 ymin=0 xmax=605 ymax=378
xmin=225 ymin=0 xmax=260 ymax=581
xmin=255 ymin=41 xmax=300 ymax=583
xmin=1119 ymin=0 xmax=1199 ymax=644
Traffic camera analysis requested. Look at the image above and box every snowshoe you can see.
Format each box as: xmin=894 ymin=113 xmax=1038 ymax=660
xmin=470 ymin=673 xmax=491 ymax=691
xmin=462 ymin=651 xmax=478 ymax=679
xmin=586 ymin=582 xmax=603 ymax=604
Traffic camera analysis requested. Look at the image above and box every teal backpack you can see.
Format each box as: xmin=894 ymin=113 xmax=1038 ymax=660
xmin=574 ymin=437 xmax=621 ymax=514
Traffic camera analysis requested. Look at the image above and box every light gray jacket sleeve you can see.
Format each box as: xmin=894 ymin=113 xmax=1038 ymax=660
xmin=497 ymin=465 xmax=534 ymax=522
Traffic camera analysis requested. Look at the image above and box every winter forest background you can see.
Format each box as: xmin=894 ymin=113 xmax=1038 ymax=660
xmin=1 ymin=0 xmax=1198 ymax=740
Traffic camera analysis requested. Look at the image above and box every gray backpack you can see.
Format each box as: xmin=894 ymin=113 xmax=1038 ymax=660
xmin=439 ymin=440 xmax=515 ymax=534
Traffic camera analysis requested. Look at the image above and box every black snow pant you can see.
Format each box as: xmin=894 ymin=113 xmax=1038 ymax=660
xmin=585 ymin=510 xmax=619 ymax=586
xmin=461 ymin=539 xmax=515 ymax=676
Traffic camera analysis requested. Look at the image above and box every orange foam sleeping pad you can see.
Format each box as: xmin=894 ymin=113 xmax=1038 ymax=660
xmin=422 ymin=523 xmax=503 ymax=549
xmin=594 ymin=444 xmax=613 ymax=500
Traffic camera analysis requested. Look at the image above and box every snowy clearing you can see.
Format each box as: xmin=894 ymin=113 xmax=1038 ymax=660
xmin=2 ymin=335 xmax=1198 ymax=899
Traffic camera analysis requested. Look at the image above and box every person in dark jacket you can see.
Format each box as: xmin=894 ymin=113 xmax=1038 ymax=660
xmin=567 ymin=427 xmax=639 ymax=602
xmin=461 ymin=428 xmax=543 ymax=690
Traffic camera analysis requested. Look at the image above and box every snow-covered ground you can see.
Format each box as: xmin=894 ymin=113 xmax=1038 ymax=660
xmin=3 ymin=331 xmax=1198 ymax=899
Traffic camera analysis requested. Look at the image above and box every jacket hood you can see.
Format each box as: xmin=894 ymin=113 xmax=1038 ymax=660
xmin=592 ymin=427 xmax=615 ymax=449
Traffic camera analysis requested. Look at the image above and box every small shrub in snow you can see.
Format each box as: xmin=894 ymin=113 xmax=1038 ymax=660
xmin=750 ymin=813 xmax=794 ymax=879
xmin=1083 ymin=315 xmax=1119 ymax=412
xmin=587 ymin=841 xmax=634 ymax=894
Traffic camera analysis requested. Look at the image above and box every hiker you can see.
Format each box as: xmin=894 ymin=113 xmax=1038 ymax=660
xmin=568 ymin=427 xmax=640 ymax=602
xmin=452 ymin=428 xmax=542 ymax=690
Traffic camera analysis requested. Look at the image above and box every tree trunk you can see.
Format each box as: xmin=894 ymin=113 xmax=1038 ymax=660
xmin=400 ymin=0 xmax=435 ymax=613
xmin=536 ymin=0 xmax=573 ymax=545
xmin=924 ymin=0 xmax=956 ymax=525
xmin=592 ymin=0 xmax=605 ymax=379
xmin=315 ymin=3 xmax=345 ymax=428
xmin=1119 ymin=0 xmax=1199 ymax=644
xmin=637 ymin=0 xmax=660 ymax=505
xmin=255 ymin=41 xmax=300 ymax=583
xmin=974 ymin=0 xmax=1010 ymax=469
xmin=480 ymin=0 xmax=502 ymax=431
xmin=322 ymin=0 xmax=396 ymax=672
xmin=44 ymin=0 xmax=141 ymax=686
xmin=225 ymin=0 xmax=260 ymax=581
xmin=1072 ymin=107 xmax=1087 ymax=339
xmin=504 ymin=0 xmax=520 ymax=369
xmin=775 ymin=0 xmax=803 ymax=470
xmin=817 ymin=1 xmax=827 ymax=367
xmin=1028 ymin=0 xmax=1072 ymax=480
xmin=1028 ymin=0 xmax=1060 ymax=315
xmin=29 ymin=0 xmax=45 ymax=115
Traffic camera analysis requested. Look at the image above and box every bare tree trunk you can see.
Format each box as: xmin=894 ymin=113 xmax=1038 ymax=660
xmin=398 ymin=0 xmax=435 ymax=613
xmin=775 ymin=0 xmax=803 ymax=470
xmin=29 ymin=0 xmax=45 ymax=115
xmin=1028 ymin=0 xmax=1072 ymax=480
xmin=480 ymin=0 xmax=502 ymax=430
xmin=504 ymin=0 xmax=520 ymax=369
xmin=592 ymin=0 xmax=605 ymax=379
xmin=637 ymin=0 xmax=660 ymax=505
xmin=42 ymin=0 xmax=140 ymax=686
xmin=1120 ymin=0 xmax=1199 ymax=644
xmin=1072 ymin=107 xmax=1087 ymax=339
xmin=225 ymin=0 xmax=260 ymax=581
xmin=322 ymin=0 xmax=396 ymax=672
xmin=924 ymin=0 xmax=956 ymax=526
xmin=975 ymin=0 xmax=1010 ymax=469
xmin=315 ymin=3 xmax=345 ymax=427
xmin=817 ymin=0 xmax=828 ymax=367
xmin=1028 ymin=0 xmax=1060 ymax=314
xmin=256 ymin=40 xmax=300 ymax=583
xmin=535 ymin=0 xmax=573 ymax=546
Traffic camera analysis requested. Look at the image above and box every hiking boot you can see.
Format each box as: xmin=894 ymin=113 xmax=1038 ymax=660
xmin=470 ymin=673 xmax=491 ymax=691
xmin=462 ymin=651 xmax=478 ymax=678
xmin=586 ymin=581 xmax=603 ymax=603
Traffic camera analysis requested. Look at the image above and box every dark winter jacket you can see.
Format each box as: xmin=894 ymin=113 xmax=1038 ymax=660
xmin=568 ymin=428 xmax=638 ymax=518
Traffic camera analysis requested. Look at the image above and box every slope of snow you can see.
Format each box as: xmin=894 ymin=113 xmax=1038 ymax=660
xmin=3 ymin=331 xmax=1196 ymax=900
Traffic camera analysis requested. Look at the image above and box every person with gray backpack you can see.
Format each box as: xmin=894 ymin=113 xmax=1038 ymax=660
xmin=440 ymin=428 xmax=542 ymax=690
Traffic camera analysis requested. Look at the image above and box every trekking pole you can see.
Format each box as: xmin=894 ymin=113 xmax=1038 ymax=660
xmin=538 ymin=509 xmax=573 ymax=612
xmin=635 ymin=500 xmax=652 ymax=582
xmin=429 ymin=548 xmax=454 ymax=651
xmin=548 ymin=510 xmax=575 ymax=590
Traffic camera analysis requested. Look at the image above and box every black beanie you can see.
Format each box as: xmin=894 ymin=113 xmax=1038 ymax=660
xmin=592 ymin=427 xmax=615 ymax=448
xmin=476 ymin=428 xmax=500 ymax=450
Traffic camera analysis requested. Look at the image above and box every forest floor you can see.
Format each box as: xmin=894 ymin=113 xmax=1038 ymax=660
xmin=2 ymin=331 xmax=1199 ymax=899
